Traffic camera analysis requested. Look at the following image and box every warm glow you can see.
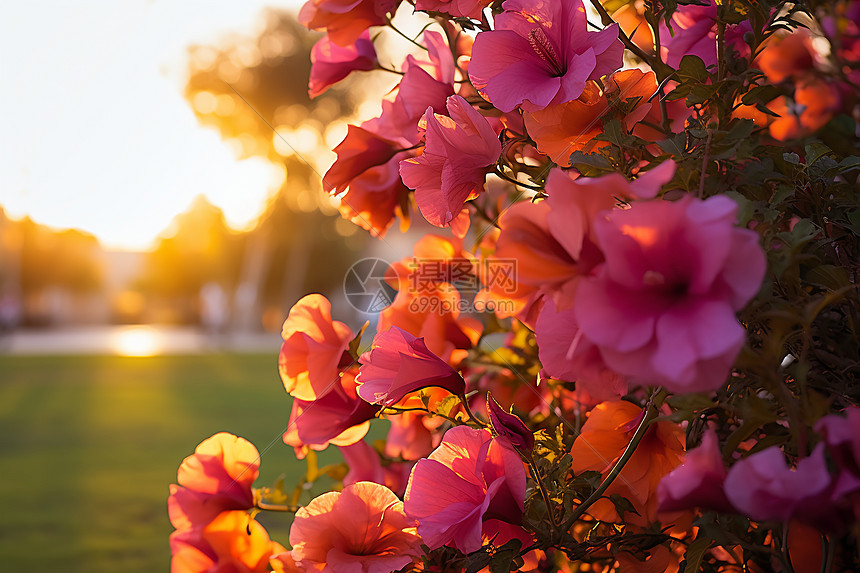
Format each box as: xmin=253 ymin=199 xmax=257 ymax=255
xmin=620 ymin=224 xmax=658 ymax=246
xmin=110 ymin=325 xmax=163 ymax=357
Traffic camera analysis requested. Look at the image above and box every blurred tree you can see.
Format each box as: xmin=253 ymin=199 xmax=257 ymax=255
xmin=182 ymin=8 xmax=369 ymax=330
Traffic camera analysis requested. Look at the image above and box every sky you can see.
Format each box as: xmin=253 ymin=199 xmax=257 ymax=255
xmin=1 ymin=0 xmax=303 ymax=251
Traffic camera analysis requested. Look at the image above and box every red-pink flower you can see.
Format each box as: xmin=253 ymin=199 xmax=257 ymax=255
xmin=724 ymin=444 xmax=833 ymax=524
xmin=309 ymin=31 xmax=377 ymax=98
xmin=283 ymin=369 xmax=380 ymax=455
xmin=335 ymin=152 xmax=411 ymax=238
xmin=299 ymin=0 xmax=400 ymax=47
xmin=468 ymin=0 xmax=623 ymax=112
xmin=290 ymin=481 xmax=423 ymax=572
xmin=657 ymin=429 xmax=732 ymax=513
xmin=357 ymin=326 xmax=466 ymax=406
xmin=535 ymin=298 xmax=628 ymax=402
xmin=575 ymin=195 xmax=766 ymax=392
xmin=324 ymin=125 xmax=402 ymax=195
xmin=400 ymin=95 xmax=501 ymax=228
xmin=279 ymin=294 xmax=354 ymax=402
xmin=487 ymin=395 xmax=534 ymax=457
xmin=404 ymin=426 xmax=526 ymax=553
xmin=416 ymin=0 xmax=492 ymax=19
xmin=168 ymin=433 xmax=260 ymax=531
xmin=659 ymin=2 xmax=751 ymax=68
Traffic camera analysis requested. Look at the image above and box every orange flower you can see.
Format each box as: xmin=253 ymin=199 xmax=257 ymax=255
xmin=570 ymin=400 xmax=685 ymax=525
xmin=278 ymin=294 xmax=354 ymax=401
xmin=754 ymin=31 xmax=815 ymax=84
xmin=170 ymin=511 xmax=284 ymax=573
xmin=168 ymin=433 xmax=260 ymax=531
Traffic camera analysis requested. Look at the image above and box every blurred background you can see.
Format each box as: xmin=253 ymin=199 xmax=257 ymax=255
xmin=0 ymin=1 xmax=416 ymax=570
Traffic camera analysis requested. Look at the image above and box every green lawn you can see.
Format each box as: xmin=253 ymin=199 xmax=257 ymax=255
xmin=0 ymin=353 xmax=349 ymax=572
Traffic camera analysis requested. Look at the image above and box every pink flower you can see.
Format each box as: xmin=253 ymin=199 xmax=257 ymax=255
xmin=487 ymin=395 xmax=534 ymax=457
xmin=290 ymin=481 xmax=423 ymax=572
xmin=535 ymin=298 xmax=628 ymax=402
xmin=657 ymin=429 xmax=732 ymax=513
xmin=309 ymin=31 xmax=377 ymax=98
xmin=357 ymin=326 xmax=466 ymax=406
xmin=279 ymin=294 xmax=354 ymax=402
xmin=339 ymin=440 xmax=386 ymax=486
xmin=299 ymin=0 xmax=400 ymax=47
xmin=363 ymin=32 xmax=456 ymax=145
xmin=283 ymin=369 xmax=380 ymax=455
xmin=659 ymin=2 xmax=751 ymax=68
xmin=168 ymin=433 xmax=259 ymax=531
xmin=724 ymin=444 xmax=833 ymax=524
xmin=468 ymin=0 xmax=623 ymax=112
xmin=400 ymin=95 xmax=501 ymax=228
xmin=415 ymin=0 xmax=492 ymax=19
xmin=404 ymin=426 xmax=526 ymax=553
xmin=575 ymin=195 xmax=766 ymax=392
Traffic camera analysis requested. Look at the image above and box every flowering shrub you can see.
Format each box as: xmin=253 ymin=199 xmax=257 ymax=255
xmin=169 ymin=0 xmax=860 ymax=570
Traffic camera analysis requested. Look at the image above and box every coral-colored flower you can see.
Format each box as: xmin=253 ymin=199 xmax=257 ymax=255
xmin=309 ymin=31 xmax=377 ymax=98
xmin=575 ymin=195 xmax=766 ymax=392
xmin=299 ymin=0 xmax=400 ymax=47
xmin=339 ymin=440 xmax=385 ymax=486
xmin=404 ymin=426 xmax=527 ymax=553
xmin=380 ymin=234 xmax=483 ymax=363
xmin=170 ymin=511 xmax=282 ymax=573
xmin=278 ymin=294 xmax=354 ymax=402
xmin=724 ymin=444 xmax=833 ymax=524
xmin=290 ymin=481 xmax=423 ymax=572
xmin=657 ymin=429 xmax=732 ymax=513
xmin=335 ymin=152 xmax=411 ymax=238
xmin=400 ymin=95 xmax=501 ymax=228
xmin=571 ymin=400 xmax=686 ymax=524
xmin=168 ymin=433 xmax=260 ymax=531
xmin=283 ymin=369 xmax=380 ymax=455
xmin=357 ymin=326 xmax=466 ymax=406
xmin=524 ymin=70 xmax=684 ymax=165
xmin=416 ymin=0 xmax=492 ymax=19
xmin=754 ymin=31 xmax=815 ymax=84
xmin=469 ymin=0 xmax=623 ymax=112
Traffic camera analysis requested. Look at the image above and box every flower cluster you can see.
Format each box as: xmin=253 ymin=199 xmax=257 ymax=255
xmin=170 ymin=0 xmax=860 ymax=570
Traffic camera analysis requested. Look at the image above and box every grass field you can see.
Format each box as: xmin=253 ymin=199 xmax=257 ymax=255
xmin=0 ymin=353 xmax=350 ymax=572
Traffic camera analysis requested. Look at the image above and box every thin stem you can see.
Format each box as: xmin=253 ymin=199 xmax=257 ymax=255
xmin=527 ymin=457 xmax=558 ymax=532
xmin=560 ymin=396 xmax=659 ymax=532
xmin=698 ymin=130 xmax=712 ymax=199
xmin=377 ymin=64 xmax=405 ymax=75
xmin=820 ymin=534 xmax=832 ymax=573
xmin=386 ymin=17 xmax=429 ymax=51
xmin=493 ymin=167 xmax=543 ymax=190
xmin=256 ymin=501 xmax=298 ymax=512
xmin=458 ymin=393 xmax=480 ymax=425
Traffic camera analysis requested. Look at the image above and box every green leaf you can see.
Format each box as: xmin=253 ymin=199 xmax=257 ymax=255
xmin=608 ymin=493 xmax=641 ymax=519
xmin=783 ymin=152 xmax=800 ymax=165
xmin=434 ymin=395 xmax=461 ymax=419
xmin=804 ymin=142 xmax=832 ymax=166
xmin=347 ymin=321 xmax=370 ymax=359
xmin=678 ymin=535 xmax=712 ymax=573
xmin=677 ymin=54 xmax=710 ymax=82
